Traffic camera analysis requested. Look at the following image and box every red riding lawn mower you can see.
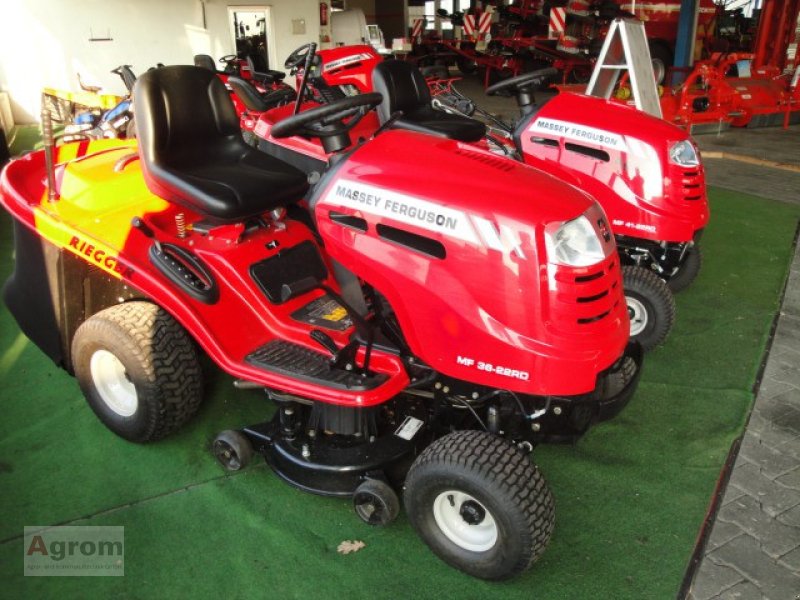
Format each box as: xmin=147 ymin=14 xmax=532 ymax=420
xmin=0 ymin=61 xmax=643 ymax=579
xmin=245 ymin=44 xmax=710 ymax=351
xmin=193 ymin=53 xmax=296 ymax=133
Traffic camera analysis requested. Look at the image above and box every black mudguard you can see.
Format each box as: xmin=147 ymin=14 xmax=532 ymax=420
xmin=3 ymin=220 xmax=67 ymax=366
xmin=3 ymin=221 xmax=143 ymax=371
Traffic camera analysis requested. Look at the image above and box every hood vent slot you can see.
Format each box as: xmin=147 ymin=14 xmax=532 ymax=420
xmin=376 ymin=224 xmax=446 ymax=259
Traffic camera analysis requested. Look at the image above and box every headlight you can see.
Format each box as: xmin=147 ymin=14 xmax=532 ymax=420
xmin=669 ymin=140 xmax=700 ymax=167
xmin=545 ymin=214 xmax=607 ymax=267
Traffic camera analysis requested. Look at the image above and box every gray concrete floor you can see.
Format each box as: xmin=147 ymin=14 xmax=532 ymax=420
xmin=697 ymin=125 xmax=800 ymax=207
xmin=701 ymin=158 xmax=800 ymax=206
xmin=687 ymin=237 xmax=800 ymax=600
xmin=686 ymin=127 xmax=800 ymax=600
xmin=695 ymin=125 xmax=800 ymax=169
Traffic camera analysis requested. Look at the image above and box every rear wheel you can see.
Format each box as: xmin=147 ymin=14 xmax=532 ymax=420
xmin=567 ymin=65 xmax=592 ymax=84
xmin=667 ymin=245 xmax=702 ymax=293
xmin=457 ymin=43 xmax=478 ymax=75
xmin=71 ymin=302 xmax=203 ymax=442
xmin=648 ymin=42 xmax=672 ymax=85
xmin=404 ymin=430 xmax=554 ymax=580
xmin=622 ymin=266 xmax=676 ymax=352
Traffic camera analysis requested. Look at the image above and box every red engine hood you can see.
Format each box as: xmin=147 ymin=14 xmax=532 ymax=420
xmin=537 ymin=92 xmax=692 ymax=145
xmin=313 ymin=129 xmax=628 ymax=396
xmin=330 ymin=128 xmax=597 ymax=227
xmin=522 ymin=92 xmax=709 ymax=242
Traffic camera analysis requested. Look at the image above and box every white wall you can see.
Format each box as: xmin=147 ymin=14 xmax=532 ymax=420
xmin=0 ymin=0 xmax=320 ymax=124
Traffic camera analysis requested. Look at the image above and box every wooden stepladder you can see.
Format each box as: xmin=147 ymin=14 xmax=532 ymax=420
xmin=586 ymin=18 xmax=663 ymax=119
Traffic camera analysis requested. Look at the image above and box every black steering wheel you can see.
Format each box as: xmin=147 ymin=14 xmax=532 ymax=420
xmin=271 ymin=93 xmax=383 ymax=139
xmin=285 ymin=43 xmax=316 ymax=71
xmin=219 ymin=54 xmax=237 ymax=64
xmin=486 ymin=68 xmax=559 ymax=97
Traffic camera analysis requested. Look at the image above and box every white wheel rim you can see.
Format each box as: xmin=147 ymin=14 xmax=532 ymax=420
xmin=627 ymin=296 xmax=649 ymax=337
xmin=651 ymin=58 xmax=666 ymax=84
xmin=89 ymin=349 xmax=138 ymax=417
xmin=432 ymin=490 xmax=498 ymax=552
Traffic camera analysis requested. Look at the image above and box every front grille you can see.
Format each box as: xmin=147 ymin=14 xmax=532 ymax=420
xmin=550 ymin=258 xmax=621 ymax=331
xmin=680 ymin=167 xmax=705 ymax=201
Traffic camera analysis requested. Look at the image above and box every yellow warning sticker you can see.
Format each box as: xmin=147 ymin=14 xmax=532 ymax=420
xmin=322 ymin=306 xmax=348 ymax=321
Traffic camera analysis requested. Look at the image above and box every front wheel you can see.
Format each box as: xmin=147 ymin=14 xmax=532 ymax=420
xmin=622 ymin=266 xmax=676 ymax=352
xmin=667 ymin=245 xmax=702 ymax=293
xmin=404 ymin=430 xmax=554 ymax=580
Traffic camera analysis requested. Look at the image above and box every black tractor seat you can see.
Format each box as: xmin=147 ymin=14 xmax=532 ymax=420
xmin=193 ymin=54 xmax=217 ymax=72
xmin=133 ymin=65 xmax=308 ymax=222
xmin=246 ymin=55 xmax=287 ymax=84
xmin=227 ymin=76 xmax=296 ymax=113
xmin=372 ymin=60 xmax=486 ymax=143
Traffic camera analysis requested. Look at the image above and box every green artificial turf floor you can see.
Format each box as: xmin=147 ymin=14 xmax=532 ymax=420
xmin=0 ymin=188 xmax=797 ymax=599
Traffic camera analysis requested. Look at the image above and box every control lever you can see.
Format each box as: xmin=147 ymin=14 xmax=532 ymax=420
xmin=280 ymin=276 xmax=319 ymax=303
xmin=282 ymin=275 xmax=376 ymax=375
xmin=132 ymin=216 xmax=162 ymax=252
xmin=310 ymin=329 xmax=361 ymax=371
xmin=310 ymin=329 xmax=338 ymax=356
xmin=293 ymin=42 xmax=317 ymax=116
xmin=371 ymin=110 xmax=403 ymax=139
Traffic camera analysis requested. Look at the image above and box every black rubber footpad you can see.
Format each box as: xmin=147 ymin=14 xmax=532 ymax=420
xmin=246 ymin=340 xmax=387 ymax=391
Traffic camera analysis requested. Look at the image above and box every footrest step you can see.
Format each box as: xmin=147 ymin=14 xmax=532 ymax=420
xmin=246 ymin=340 xmax=387 ymax=391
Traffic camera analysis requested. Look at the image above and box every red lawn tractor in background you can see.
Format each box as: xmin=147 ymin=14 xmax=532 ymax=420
xmin=192 ymin=53 xmax=296 ymax=131
xmin=485 ymin=69 xmax=708 ymax=295
xmin=0 ymin=62 xmax=642 ymax=580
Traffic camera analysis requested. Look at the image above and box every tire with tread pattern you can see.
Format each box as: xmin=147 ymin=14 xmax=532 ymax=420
xmin=667 ymin=244 xmax=702 ymax=293
xmin=71 ymin=301 xmax=203 ymax=443
xmin=622 ymin=265 xmax=676 ymax=352
xmin=404 ymin=430 xmax=554 ymax=580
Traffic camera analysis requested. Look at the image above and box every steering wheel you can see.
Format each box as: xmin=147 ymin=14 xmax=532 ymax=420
xmin=219 ymin=54 xmax=237 ymax=64
xmin=486 ymin=68 xmax=559 ymax=97
xmin=271 ymin=93 xmax=383 ymax=139
xmin=285 ymin=43 xmax=316 ymax=71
